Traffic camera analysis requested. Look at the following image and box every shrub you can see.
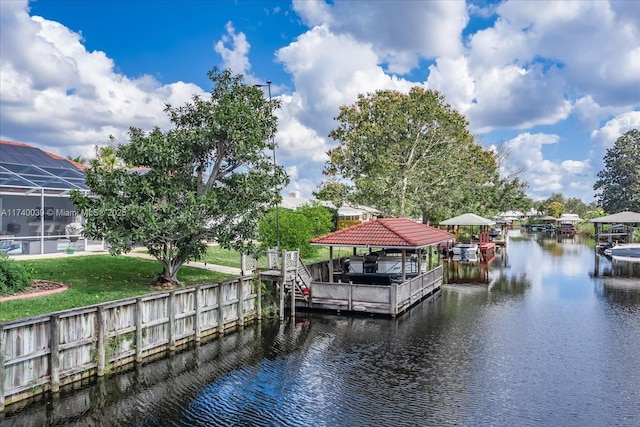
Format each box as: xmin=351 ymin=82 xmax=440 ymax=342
xmin=258 ymin=203 xmax=334 ymax=258
xmin=0 ymin=253 xmax=33 ymax=295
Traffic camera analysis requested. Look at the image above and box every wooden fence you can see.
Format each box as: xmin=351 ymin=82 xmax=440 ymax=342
xmin=0 ymin=275 xmax=258 ymax=411
xmin=4 ymin=321 xmax=264 ymax=425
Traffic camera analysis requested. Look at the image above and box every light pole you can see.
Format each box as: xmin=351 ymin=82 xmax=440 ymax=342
xmin=254 ymin=81 xmax=280 ymax=250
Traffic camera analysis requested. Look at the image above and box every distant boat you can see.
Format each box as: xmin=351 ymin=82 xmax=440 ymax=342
xmin=451 ymin=243 xmax=479 ymax=262
xmin=604 ymin=243 xmax=640 ymax=258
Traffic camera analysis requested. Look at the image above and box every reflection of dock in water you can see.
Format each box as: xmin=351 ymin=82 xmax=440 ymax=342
xmin=444 ymin=259 xmax=492 ymax=284
xmin=444 ymin=244 xmax=508 ymax=285
xmin=591 ymin=251 xmax=640 ymax=279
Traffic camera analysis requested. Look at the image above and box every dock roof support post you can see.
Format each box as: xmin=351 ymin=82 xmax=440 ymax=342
xmin=329 ymin=246 xmax=334 ymax=282
xmin=390 ymin=282 xmax=398 ymax=318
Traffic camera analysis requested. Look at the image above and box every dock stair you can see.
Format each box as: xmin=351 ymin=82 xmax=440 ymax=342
xmin=257 ymin=249 xmax=311 ymax=304
xmin=281 ymin=250 xmax=310 ymax=304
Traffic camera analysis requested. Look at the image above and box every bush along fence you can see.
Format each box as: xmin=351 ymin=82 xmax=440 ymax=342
xmin=0 ymin=275 xmax=259 ymax=411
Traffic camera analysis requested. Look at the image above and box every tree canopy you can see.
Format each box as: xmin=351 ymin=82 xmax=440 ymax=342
xmin=593 ymin=128 xmax=640 ymax=213
xmin=529 ymin=193 xmax=600 ymax=220
xmin=322 ymin=87 xmax=529 ymax=222
xmin=71 ymin=68 xmax=288 ymax=284
xmin=258 ymin=203 xmax=334 ymax=258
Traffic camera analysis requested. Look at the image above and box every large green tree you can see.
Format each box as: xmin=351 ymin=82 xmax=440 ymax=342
xmin=324 ymin=88 xmax=521 ymax=223
xmin=594 ymin=128 xmax=640 ymax=213
xmin=313 ymin=179 xmax=349 ymax=209
xmin=258 ymin=203 xmax=334 ymax=258
xmin=72 ymin=68 xmax=288 ymax=284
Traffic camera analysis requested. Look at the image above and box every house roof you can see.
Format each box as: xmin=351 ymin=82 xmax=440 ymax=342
xmin=439 ymin=213 xmax=496 ymax=226
xmin=590 ymin=211 xmax=640 ymax=224
xmin=0 ymin=140 xmax=89 ymax=195
xmin=310 ymin=218 xmax=456 ymax=249
xmin=337 ymin=204 xmax=379 ymax=217
xmin=279 ymin=191 xmax=334 ymax=210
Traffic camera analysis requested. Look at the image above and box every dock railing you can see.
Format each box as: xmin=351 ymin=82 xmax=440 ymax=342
xmin=305 ymin=265 xmax=443 ymax=316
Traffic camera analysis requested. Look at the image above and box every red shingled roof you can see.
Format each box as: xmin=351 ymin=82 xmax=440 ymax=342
xmin=311 ymin=218 xmax=456 ymax=249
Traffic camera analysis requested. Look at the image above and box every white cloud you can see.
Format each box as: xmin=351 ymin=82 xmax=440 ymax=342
xmin=276 ymin=95 xmax=329 ymax=163
xmin=426 ymin=56 xmax=476 ymax=113
xmin=292 ymin=0 xmax=333 ymax=27
xmin=573 ymin=96 xmax=613 ymax=129
xmin=276 ymin=24 xmax=415 ymax=139
xmin=459 ymin=0 xmax=639 ymax=133
xmin=467 ymin=2 xmax=499 ymax=20
xmin=561 ymin=160 xmax=589 ymax=175
xmin=0 ymin=0 xmax=205 ymax=159
xmin=590 ymin=111 xmax=640 ymax=148
xmin=468 ymin=65 xmax=572 ymax=133
xmin=1 ymin=0 xmax=638 ymax=204
xmin=295 ymin=0 xmax=468 ymax=74
xmin=214 ymin=22 xmax=251 ymax=76
xmin=285 ymin=165 xmax=299 ymax=181
xmin=493 ymin=0 xmax=640 ymax=106
xmin=503 ymin=132 xmax=594 ymax=201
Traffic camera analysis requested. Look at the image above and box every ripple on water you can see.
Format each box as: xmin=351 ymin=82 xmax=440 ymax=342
xmin=5 ymin=237 xmax=640 ymax=427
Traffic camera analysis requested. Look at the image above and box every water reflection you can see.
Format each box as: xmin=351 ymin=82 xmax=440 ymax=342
xmin=3 ymin=233 xmax=640 ymax=427
xmin=593 ymin=253 xmax=640 ymax=278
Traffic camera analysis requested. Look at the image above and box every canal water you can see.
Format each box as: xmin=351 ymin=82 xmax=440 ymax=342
xmin=4 ymin=231 xmax=640 ymax=426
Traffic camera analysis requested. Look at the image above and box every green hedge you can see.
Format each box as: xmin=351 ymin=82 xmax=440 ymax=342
xmin=0 ymin=253 xmax=33 ymax=295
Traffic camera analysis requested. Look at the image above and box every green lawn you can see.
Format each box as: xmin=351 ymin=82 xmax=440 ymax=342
xmin=0 ymin=255 xmax=230 ymax=323
xmin=200 ymin=245 xmax=341 ymax=267
xmin=1 ymin=246 xmax=343 ymax=323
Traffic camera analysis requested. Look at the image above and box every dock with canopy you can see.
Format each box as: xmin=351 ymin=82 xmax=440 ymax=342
xmin=305 ymin=218 xmax=456 ymax=316
xmin=590 ymin=211 xmax=640 ymax=244
xmin=439 ymin=213 xmax=498 ymax=262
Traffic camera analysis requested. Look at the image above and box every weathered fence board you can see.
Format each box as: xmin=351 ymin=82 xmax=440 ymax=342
xmin=4 ymin=323 xmax=263 ymax=426
xmin=0 ymin=276 xmax=258 ymax=411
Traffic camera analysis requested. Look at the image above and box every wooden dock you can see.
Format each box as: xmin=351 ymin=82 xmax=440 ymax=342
xmin=296 ymin=265 xmax=443 ymax=317
xmin=252 ymin=250 xmax=445 ymax=318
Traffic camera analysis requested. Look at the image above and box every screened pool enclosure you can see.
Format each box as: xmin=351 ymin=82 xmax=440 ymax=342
xmin=0 ymin=141 xmax=103 ymax=255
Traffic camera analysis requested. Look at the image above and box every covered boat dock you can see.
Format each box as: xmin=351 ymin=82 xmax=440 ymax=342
xmin=591 ymin=211 xmax=640 ymax=247
xmin=439 ymin=213 xmax=499 ymax=262
xmin=302 ymin=218 xmax=456 ymax=317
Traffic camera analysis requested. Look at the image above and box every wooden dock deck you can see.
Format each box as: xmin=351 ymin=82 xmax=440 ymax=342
xmin=296 ymin=265 xmax=443 ymax=317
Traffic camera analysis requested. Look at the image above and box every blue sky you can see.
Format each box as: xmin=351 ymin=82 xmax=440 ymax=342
xmin=1 ymin=0 xmax=639 ymax=204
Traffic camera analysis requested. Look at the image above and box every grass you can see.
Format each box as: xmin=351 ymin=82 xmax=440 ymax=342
xmin=0 ymin=246 xmax=344 ymax=323
xmin=0 ymin=254 xmax=230 ymax=323
xmin=199 ymin=245 xmax=344 ymax=267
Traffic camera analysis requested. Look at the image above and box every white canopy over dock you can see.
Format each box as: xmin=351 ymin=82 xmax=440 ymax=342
xmin=557 ymin=213 xmax=582 ymax=223
xmin=439 ymin=213 xmax=496 ymax=227
xmin=439 ymin=213 xmax=496 ymax=244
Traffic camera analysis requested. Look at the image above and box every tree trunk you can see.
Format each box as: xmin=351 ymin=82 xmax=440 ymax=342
xmin=422 ymin=212 xmax=432 ymax=225
xmin=160 ymin=257 xmax=183 ymax=284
